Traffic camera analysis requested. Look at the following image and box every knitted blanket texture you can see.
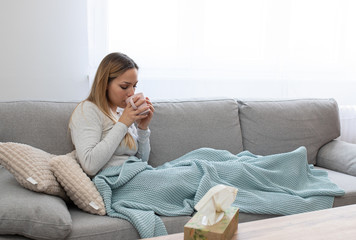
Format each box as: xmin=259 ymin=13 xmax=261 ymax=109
xmin=93 ymin=147 xmax=345 ymax=238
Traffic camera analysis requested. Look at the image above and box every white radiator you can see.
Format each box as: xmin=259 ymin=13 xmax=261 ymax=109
xmin=338 ymin=105 xmax=356 ymax=144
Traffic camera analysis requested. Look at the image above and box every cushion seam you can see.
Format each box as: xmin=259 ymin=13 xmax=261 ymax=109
xmin=336 ymin=195 xmax=356 ymax=199
xmin=10 ymin=231 xmax=71 ymax=240
xmin=153 ymin=98 xmax=235 ymax=104
xmin=67 ymin=228 xmax=137 ymax=239
xmin=0 ymin=218 xmax=72 ymax=227
xmin=237 ymin=98 xmax=334 ymax=103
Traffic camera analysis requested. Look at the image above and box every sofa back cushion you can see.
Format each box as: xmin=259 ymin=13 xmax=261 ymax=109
xmin=237 ymin=98 xmax=340 ymax=164
xmin=0 ymin=101 xmax=77 ymax=155
xmin=148 ymin=98 xmax=244 ymax=167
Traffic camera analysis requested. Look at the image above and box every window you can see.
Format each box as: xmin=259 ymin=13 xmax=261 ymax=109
xmin=89 ymin=0 xmax=356 ymax=104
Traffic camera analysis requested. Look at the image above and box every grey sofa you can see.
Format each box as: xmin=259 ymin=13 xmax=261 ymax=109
xmin=1 ymin=98 xmax=356 ymax=240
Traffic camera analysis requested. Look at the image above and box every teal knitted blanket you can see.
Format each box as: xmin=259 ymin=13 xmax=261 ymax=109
xmin=93 ymin=147 xmax=344 ymax=238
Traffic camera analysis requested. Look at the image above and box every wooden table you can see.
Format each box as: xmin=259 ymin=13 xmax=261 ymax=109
xmin=144 ymin=204 xmax=356 ymax=239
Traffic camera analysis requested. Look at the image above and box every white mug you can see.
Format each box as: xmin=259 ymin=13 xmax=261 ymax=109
xmin=125 ymin=92 xmax=149 ymax=115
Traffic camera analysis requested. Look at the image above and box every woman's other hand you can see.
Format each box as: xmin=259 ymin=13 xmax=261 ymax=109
xmin=137 ymin=97 xmax=154 ymax=130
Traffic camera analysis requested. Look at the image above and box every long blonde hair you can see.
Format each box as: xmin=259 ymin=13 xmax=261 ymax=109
xmin=86 ymin=52 xmax=139 ymax=149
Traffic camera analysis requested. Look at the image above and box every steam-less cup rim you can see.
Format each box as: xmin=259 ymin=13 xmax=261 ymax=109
xmin=126 ymin=92 xmax=145 ymax=110
xmin=125 ymin=92 xmax=144 ymax=104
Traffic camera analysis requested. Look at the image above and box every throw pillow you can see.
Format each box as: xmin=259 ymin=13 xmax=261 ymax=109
xmin=0 ymin=142 xmax=67 ymax=199
xmin=50 ymin=154 xmax=106 ymax=215
xmin=0 ymin=167 xmax=72 ymax=239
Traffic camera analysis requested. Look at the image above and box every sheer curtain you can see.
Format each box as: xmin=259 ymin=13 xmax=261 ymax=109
xmin=104 ymin=0 xmax=356 ymax=103
xmin=88 ymin=0 xmax=356 ymax=142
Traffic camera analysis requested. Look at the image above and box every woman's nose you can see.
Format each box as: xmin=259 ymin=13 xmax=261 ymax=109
xmin=128 ymin=87 xmax=135 ymax=96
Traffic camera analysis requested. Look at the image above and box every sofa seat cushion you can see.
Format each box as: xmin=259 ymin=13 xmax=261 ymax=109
xmin=149 ymin=98 xmax=243 ymax=167
xmin=237 ymin=99 xmax=340 ymax=164
xmin=65 ymin=207 xmax=191 ymax=240
xmin=315 ymin=166 xmax=356 ymax=207
xmin=0 ymin=167 xmax=72 ymax=240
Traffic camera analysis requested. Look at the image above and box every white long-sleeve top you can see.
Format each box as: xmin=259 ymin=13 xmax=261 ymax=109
xmin=69 ymin=100 xmax=151 ymax=177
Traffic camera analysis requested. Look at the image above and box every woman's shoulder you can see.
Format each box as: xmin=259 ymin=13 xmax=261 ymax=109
xmin=79 ymin=100 xmax=99 ymax=110
xmin=72 ymin=100 xmax=104 ymax=122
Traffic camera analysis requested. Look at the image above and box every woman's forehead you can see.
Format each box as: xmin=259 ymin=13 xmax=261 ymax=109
xmin=114 ymin=69 xmax=138 ymax=83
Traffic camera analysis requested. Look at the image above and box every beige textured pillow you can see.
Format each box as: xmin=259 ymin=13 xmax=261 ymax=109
xmin=50 ymin=154 xmax=106 ymax=216
xmin=0 ymin=142 xmax=67 ymax=199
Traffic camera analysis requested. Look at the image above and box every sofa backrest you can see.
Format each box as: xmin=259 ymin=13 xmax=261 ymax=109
xmin=148 ymin=98 xmax=244 ymax=167
xmin=0 ymin=99 xmax=244 ymax=167
xmin=237 ymin=98 xmax=340 ymax=164
xmin=0 ymin=101 xmax=78 ymax=155
xmin=1 ymin=98 xmax=337 ymax=166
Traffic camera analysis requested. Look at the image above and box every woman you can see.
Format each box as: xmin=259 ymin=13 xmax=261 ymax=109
xmin=70 ymin=52 xmax=154 ymax=177
xmin=70 ymin=52 xmax=344 ymax=239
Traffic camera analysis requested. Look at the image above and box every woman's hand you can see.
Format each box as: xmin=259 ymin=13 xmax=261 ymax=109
xmin=118 ymin=96 xmax=154 ymax=129
xmin=137 ymin=97 xmax=155 ymax=130
xmin=118 ymin=96 xmax=150 ymax=127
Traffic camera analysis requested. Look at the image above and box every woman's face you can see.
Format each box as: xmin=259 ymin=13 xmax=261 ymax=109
xmin=107 ymin=68 xmax=138 ymax=109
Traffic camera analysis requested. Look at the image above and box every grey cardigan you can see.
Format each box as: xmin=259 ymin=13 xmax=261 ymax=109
xmin=69 ymin=101 xmax=151 ymax=177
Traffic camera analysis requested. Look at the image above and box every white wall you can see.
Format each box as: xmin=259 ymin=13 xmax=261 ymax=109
xmin=0 ymin=0 xmax=89 ymax=101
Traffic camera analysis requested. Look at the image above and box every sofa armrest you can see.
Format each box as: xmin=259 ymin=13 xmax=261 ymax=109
xmin=317 ymin=140 xmax=356 ymax=176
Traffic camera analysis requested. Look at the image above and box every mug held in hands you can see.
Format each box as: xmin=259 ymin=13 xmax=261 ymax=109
xmin=125 ymin=92 xmax=150 ymax=115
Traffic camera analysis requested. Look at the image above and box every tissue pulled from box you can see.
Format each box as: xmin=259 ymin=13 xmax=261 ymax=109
xmin=194 ymin=184 xmax=238 ymax=226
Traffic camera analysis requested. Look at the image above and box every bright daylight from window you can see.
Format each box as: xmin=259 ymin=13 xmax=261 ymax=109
xmin=106 ymin=0 xmax=356 ymax=105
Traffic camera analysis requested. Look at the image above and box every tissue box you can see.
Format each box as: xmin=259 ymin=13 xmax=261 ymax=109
xmin=184 ymin=206 xmax=239 ymax=240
